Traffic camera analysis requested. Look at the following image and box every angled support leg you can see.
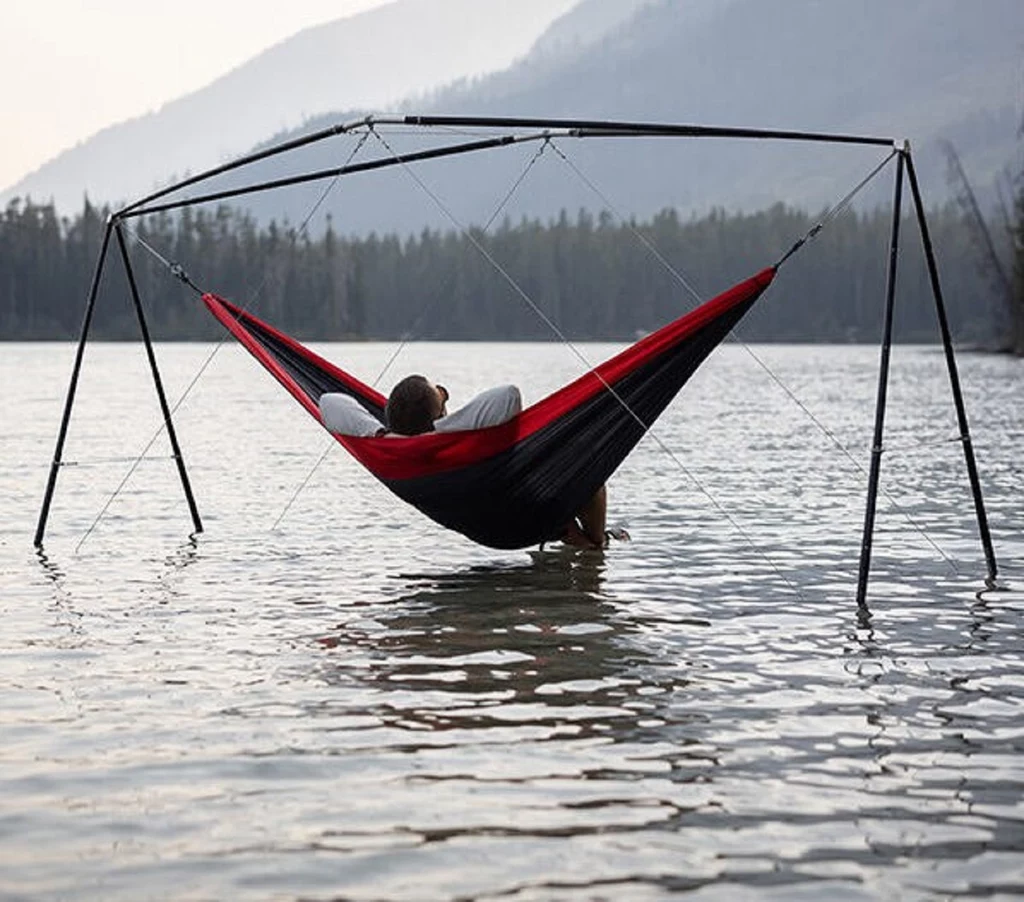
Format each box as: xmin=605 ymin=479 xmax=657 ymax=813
xmin=856 ymin=149 xmax=905 ymax=606
xmin=35 ymin=220 xmax=114 ymax=547
xmin=904 ymin=151 xmax=998 ymax=584
xmin=114 ymin=223 xmax=203 ymax=536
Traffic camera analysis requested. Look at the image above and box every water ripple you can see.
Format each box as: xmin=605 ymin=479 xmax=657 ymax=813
xmin=0 ymin=343 xmax=1021 ymax=900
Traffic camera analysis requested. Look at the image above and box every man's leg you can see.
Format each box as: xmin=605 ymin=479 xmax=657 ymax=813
xmin=574 ymin=485 xmax=607 ymax=548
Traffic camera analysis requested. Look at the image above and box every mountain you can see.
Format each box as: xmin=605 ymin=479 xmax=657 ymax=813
xmin=213 ymin=0 xmax=1022 ymax=236
xmin=9 ymin=0 xmax=1020 ymax=233
xmin=1 ymin=0 xmax=580 ymax=211
xmin=523 ymin=0 xmax=672 ymax=61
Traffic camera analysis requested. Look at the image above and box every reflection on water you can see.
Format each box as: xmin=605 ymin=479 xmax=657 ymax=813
xmin=293 ymin=558 xmax=1023 ymax=899
xmin=1 ymin=343 xmax=1022 ymax=900
xmin=300 ymin=557 xmax=725 ymax=880
xmin=318 ymin=555 xmax=652 ymax=746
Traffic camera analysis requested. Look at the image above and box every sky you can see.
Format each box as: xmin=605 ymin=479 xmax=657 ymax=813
xmin=0 ymin=0 xmax=393 ymax=191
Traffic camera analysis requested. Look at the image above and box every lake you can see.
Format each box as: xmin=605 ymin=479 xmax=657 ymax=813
xmin=1 ymin=340 xmax=1022 ymax=900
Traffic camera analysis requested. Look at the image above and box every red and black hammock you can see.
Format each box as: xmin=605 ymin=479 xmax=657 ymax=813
xmin=204 ymin=266 xmax=774 ymax=549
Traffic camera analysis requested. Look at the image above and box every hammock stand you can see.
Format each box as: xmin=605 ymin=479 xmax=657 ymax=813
xmin=33 ymin=114 xmax=1000 ymax=605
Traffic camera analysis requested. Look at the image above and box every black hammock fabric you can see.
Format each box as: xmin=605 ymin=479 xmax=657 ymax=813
xmin=203 ymin=267 xmax=775 ymax=548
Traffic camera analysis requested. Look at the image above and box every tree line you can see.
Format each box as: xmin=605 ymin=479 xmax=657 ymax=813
xmin=0 ymin=196 xmax=1010 ymax=346
xmin=1011 ymin=166 xmax=1024 ymax=355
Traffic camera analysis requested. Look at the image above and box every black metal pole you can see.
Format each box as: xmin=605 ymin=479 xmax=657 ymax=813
xmin=114 ymin=224 xmax=203 ymax=536
xmin=34 ymin=220 xmax=114 ymax=547
xmin=117 ymin=116 xmax=376 ymax=217
xmin=856 ymin=149 xmax=906 ymax=605
xmin=122 ymin=133 xmax=526 ymax=219
xmin=118 ymin=117 xmax=897 ymax=220
xmin=904 ymin=151 xmax=998 ymax=583
xmin=405 ymin=115 xmax=895 ymax=147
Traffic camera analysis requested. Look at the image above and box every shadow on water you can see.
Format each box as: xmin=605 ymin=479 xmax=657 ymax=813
xmin=318 ymin=550 xmax=631 ymax=689
xmin=298 ymin=558 xmax=1024 ymax=892
xmin=310 ymin=550 xmax=711 ymax=745
xmin=25 ymin=545 xmax=1024 ymax=895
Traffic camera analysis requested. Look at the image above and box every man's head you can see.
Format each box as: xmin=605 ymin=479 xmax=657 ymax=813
xmin=385 ymin=375 xmax=449 ymax=435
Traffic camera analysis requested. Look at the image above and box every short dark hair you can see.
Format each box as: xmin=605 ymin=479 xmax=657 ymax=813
xmin=386 ymin=375 xmax=438 ymax=435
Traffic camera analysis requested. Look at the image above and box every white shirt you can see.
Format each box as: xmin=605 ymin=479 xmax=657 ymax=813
xmin=319 ymin=384 xmax=522 ymax=437
xmin=435 ymin=385 xmax=521 ymax=432
xmin=319 ymin=393 xmax=383 ymax=436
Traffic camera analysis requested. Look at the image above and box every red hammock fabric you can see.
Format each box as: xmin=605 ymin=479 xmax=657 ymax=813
xmin=203 ymin=266 xmax=775 ymax=547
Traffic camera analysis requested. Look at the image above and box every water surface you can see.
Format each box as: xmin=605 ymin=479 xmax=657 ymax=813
xmin=1 ymin=341 xmax=1022 ymax=900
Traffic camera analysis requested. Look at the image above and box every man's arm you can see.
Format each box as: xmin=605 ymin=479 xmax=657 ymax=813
xmin=320 ymin=393 xmax=385 ymax=436
xmin=434 ymin=385 xmax=521 ymax=432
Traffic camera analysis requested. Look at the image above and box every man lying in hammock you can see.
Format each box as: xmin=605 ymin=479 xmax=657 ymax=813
xmin=320 ymin=375 xmax=626 ymax=549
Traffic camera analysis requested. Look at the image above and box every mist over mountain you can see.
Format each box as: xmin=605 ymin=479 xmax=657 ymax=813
xmin=1 ymin=0 xmax=579 ymax=211
xmin=6 ymin=0 xmax=1020 ymax=236
xmin=200 ymin=0 xmax=1023 ymax=238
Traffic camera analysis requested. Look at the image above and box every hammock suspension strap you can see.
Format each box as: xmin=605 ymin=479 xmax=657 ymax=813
xmin=126 ymin=228 xmax=204 ymax=295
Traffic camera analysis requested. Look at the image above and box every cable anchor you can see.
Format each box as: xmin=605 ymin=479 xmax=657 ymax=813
xmin=169 ymin=262 xmax=200 ymax=294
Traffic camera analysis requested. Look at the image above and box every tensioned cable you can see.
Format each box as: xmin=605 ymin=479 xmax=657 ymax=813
xmin=369 ymin=126 xmax=804 ymax=597
xmin=531 ymin=139 xmax=954 ymax=579
xmin=550 ymin=138 xmax=894 ymax=305
xmin=749 ymin=156 xmax=959 ymax=574
xmin=550 ymin=139 xmax=914 ymax=568
xmin=773 ymin=149 xmax=897 ymax=269
xmin=550 ymin=141 xmax=959 ymax=575
xmin=882 ymin=432 xmax=968 ymax=454
xmin=546 ymin=140 xmax=706 ymax=307
xmin=368 ymin=135 xmax=554 ymax=390
xmin=75 ymin=131 xmax=372 ymax=551
xmin=565 ymin=141 xmax=956 ymax=574
xmin=126 ymin=231 xmax=203 ymax=294
xmin=56 ymin=455 xmax=177 ymax=468
xmin=270 ymin=136 xmax=555 ymax=530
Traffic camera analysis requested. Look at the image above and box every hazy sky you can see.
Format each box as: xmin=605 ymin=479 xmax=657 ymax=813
xmin=0 ymin=0 xmax=393 ymax=191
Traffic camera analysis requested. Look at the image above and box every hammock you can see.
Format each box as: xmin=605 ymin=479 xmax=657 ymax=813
xmin=203 ymin=266 xmax=775 ymax=549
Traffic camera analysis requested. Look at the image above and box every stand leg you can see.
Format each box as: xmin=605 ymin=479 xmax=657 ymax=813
xmin=35 ymin=222 xmax=114 ymax=547
xmin=904 ymin=152 xmax=998 ymax=584
xmin=856 ymin=151 xmax=905 ymax=605
xmin=114 ymin=224 xmax=203 ymax=536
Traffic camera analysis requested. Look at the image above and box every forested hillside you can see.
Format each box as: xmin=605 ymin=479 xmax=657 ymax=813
xmin=235 ymin=0 xmax=1022 ymax=233
xmin=0 ymin=198 xmax=1002 ymax=345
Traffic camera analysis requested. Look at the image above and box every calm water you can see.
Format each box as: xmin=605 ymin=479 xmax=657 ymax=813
xmin=1 ymin=341 xmax=1022 ymax=901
